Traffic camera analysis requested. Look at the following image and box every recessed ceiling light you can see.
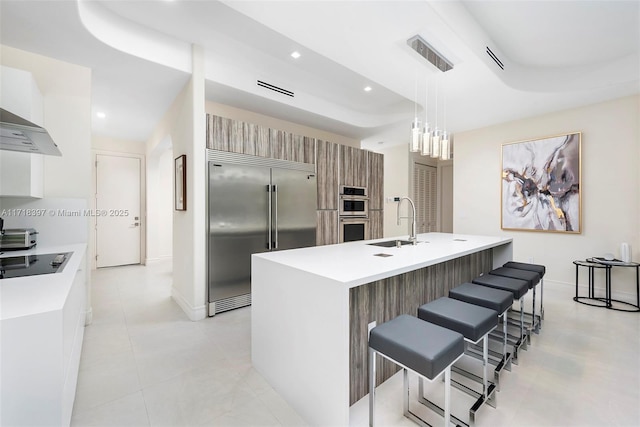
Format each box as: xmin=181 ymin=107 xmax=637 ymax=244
xmin=96 ymin=112 xmax=106 ymax=119
xmin=364 ymin=86 xmax=372 ymax=92
xmin=290 ymin=51 xmax=301 ymax=59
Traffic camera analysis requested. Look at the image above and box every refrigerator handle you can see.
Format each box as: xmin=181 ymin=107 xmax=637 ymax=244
xmin=273 ymin=184 xmax=278 ymax=249
xmin=267 ymin=185 xmax=272 ymax=250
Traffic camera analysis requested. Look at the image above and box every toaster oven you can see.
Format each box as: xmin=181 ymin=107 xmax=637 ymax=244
xmin=0 ymin=228 xmax=38 ymax=250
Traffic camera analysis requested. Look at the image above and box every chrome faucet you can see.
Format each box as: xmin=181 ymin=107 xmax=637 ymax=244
xmin=396 ymin=197 xmax=417 ymax=244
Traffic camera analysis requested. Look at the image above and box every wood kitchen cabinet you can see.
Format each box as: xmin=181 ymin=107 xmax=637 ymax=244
xmin=339 ymin=145 xmax=367 ymax=188
xmin=316 ymin=139 xmax=339 ymax=210
xmin=368 ymin=210 xmax=384 ymax=240
xmin=207 ymin=115 xmax=314 ymax=164
xmin=208 ymin=115 xmax=230 ymax=151
xmin=316 ymin=210 xmax=339 ymax=245
xmin=367 ymin=151 xmax=384 ymax=210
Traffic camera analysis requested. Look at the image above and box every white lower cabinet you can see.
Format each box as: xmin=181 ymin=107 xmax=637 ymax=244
xmin=0 ymin=249 xmax=86 ymax=426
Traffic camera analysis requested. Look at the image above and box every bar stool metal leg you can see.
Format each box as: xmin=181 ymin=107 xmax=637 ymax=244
xmin=369 ymin=347 xmax=375 ymax=427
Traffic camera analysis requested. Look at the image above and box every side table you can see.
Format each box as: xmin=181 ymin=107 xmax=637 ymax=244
xmin=588 ymin=258 xmax=640 ymax=312
xmin=573 ymin=260 xmax=610 ymax=308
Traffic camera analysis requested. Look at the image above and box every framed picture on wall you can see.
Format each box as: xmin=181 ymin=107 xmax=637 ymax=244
xmin=501 ymin=132 xmax=581 ymax=233
xmin=174 ymin=154 xmax=187 ymax=211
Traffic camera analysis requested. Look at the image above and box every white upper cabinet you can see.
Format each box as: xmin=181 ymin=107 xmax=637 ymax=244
xmin=1 ymin=66 xmax=44 ymax=198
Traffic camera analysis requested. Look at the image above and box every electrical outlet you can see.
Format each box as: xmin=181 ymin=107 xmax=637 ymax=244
xmin=393 ymin=197 xmax=400 ymax=202
xmin=528 ymin=257 xmax=534 ymax=263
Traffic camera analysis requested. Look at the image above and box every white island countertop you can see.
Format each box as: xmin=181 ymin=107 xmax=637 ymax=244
xmin=253 ymin=232 xmax=512 ymax=288
xmin=252 ymin=232 xmax=513 ymax=427
xmin=0 ymin=243 xmax=87 ymax=321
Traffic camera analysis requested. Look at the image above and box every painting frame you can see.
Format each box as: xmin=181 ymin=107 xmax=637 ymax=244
xmin=174 ymin=154 xmax=187 ymax=211
xmin=501 ymin=132 xmax=581 ymax=233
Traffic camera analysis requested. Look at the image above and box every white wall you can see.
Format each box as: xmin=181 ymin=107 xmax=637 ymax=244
xmin=454 ymin=95 xmax=640 ymax=298
xmin=205 ymin=101 xmax=360 ymax=148
xmin=0 ymin=46 xmax=92 ymax=200
xmin=376 ymin=144 xmax=408 ymax=237
xmin=146 ymin=144 xmax=173 ymax=262
xmin=93 ymin=135 xmax=145 ymax=154
xmin=145 ymin=45 xmax=206 ymax=321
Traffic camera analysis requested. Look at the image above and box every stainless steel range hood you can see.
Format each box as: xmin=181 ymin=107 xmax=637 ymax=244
xmin=0 ymin=108 xmax=62 ymax=156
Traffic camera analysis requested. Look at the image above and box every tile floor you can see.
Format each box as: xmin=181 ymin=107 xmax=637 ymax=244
xmin=72 ymin=261 xmax=640 ymax=426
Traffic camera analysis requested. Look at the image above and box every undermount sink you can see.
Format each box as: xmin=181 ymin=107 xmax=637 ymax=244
xmin=367 ymin=239 xmax=415 ymax=248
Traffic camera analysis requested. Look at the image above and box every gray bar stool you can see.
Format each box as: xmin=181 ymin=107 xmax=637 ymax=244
xmin=472 ymin=274 xmax=530 ymax=361
xmin=368 ymin=314 xmax=464 ymax=427
xmin=503 ymin=261 xmax=547 ymax=328
xmin=489 ymin=267 xmax=541 ymax=336
xmin=449 ymin=282 xmax=514 ymax=388
xmin=418 ymin=297 xmax=498 ymax=425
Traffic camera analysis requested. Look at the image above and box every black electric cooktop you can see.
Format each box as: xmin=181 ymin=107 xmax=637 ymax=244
xmin=0 ymin=252 xmax=71 ymax=279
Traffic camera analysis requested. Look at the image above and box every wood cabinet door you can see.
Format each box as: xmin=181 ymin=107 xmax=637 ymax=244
xmin=316 ymin=210 xmax=339 ymax=246
xmin=316 ymin=139 xmax=339 ymax=210
xmin=340 ymin=145 xmax=367 ymax=187
xmin=207 ymin=115 xmax=242 ymax=153
xmin=207 ymin=115 xmax=230 ymax=151
xmin=369 ymin=210 xmax=384 ymax=240
xmin=367 ymin=151 xmax=384 ymax=210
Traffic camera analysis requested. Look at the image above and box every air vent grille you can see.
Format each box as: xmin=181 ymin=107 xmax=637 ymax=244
xmin=407 ymin=35 xmax=453 ymax=72
xmin=212 ymin=293 xmax=251 ymax=315
xmin=486 ymin=47 xmax=504 ymax=70
xmin=257 ymin=80 xmax=294 ymax=97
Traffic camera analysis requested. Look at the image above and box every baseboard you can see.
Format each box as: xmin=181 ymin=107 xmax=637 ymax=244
xmin=547 ymin=279 xmax=638 ymax=305
xmin=145 ymin=255 xmax=173 ymax=264
xmin=171 ymin=286 xmax=207 ymax=321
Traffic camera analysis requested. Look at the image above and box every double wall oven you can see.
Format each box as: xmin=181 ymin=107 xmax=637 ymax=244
xmin=339 ymin=185 xmax=369 ymax=242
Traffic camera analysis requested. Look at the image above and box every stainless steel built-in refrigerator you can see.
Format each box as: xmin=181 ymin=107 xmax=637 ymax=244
xmin=207 ymin=150 xmax=317 ymax=316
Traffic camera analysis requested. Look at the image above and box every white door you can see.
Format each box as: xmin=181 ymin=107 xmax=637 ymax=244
xmin=96 ymin=154 xmax=141 ymax=267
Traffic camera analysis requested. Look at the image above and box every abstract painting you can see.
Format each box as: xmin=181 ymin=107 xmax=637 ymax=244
xmin=501 ymin=132 xmax=581 ymax=233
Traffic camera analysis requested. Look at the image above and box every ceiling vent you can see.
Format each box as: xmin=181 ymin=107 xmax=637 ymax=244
xmin=486 ymin=46 xmax=504 ymax=70
xmin=407 ymin=35 xmax=453 ymax=72
xmin=257 ymin=80 xmax=294 ymax=97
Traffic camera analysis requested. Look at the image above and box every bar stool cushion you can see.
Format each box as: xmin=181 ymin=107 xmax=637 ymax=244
xmin=369 ymin=314 xmax=464 ymax=380
xmin=503 ymin=261 xmax=546 ymax=278
xmin=418 ymin=297 xmax=498 ymax=343
xmin=472 ymin=274 xmax=529 ymax=300
xmin=449 ymin=282 xmax=514 ymax=314
xmin=489 ymin=267 xmax=540 ymax=289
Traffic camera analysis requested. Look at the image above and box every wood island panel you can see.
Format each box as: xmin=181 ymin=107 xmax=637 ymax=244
xmin=348 ymin=249 xmax=493 ymax=404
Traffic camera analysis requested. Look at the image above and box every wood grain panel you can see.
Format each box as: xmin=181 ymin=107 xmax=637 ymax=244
xmin=348 ymin=249 xmax=494 ymax=404
xmin=206 ymin=114 xmax=214 ymax=149
xmin=211 ymin=116 xmax=231 ymax=152
xmin=340 ymin=145 xmax=368 ymax=187
xmin=243 ymin=122 xmax=257 ymax=156
xmin=316 ymin=210 xmax=338 ymax=246
xmin=316 ymin=140 xmax=339 ymax=210
xmin=290 ymin=134 xmax=306 ymax=163
xmin=255 ymin=125 xmax=270 ymax=158
xmin=303 ymin=137 xmax=316 ymax=164
xmin=229 ymin=119 xmax=244 ymax=154
xmin=367 ymin=152 xmax=384 ymax=210
xmin=368 ymin=210 xmax=383 ymax=240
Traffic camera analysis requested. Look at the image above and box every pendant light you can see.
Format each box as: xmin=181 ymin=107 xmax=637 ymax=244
xmin=440 ymin=77 xmax=452 ymax=160
xmin=421 ymin=76 xmax=431 ymax=156
xmin=406 ymin=34 xmax=454 ymax=160
xmin=440 ymin=82 xmax=449 ymax=160
xmin=430 ymin=77 xmax=440 ymax=158
xmin=410 ymin=76 xmax=422 ymax=152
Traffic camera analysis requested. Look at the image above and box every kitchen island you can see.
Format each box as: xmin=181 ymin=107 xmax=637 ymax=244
xmin=251 ymin=232 xmax=512 ymax=426
xmin=1 ymin=244 xmax=87 ymax=426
